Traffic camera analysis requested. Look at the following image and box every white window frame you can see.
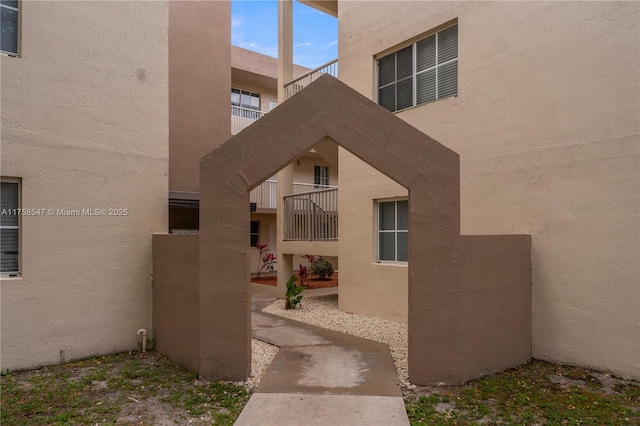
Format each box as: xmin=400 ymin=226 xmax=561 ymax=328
xmin=376 ymin=199 xmax=408 ymax=263
xmin=314 ymin=165 xmax=329 ymax=188
xmin=231 ymin=88 xmax=260 ymax=110
xmin=377 ymin=24 xmax=458 ymax=112
xmin=0 ymin=0 xmax=19 ymax=57
xmin=1 ymin=177 xmax=20 ymax=276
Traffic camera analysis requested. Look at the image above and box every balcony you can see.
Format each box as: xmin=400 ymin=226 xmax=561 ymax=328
xmin=284 ymin=59 xmax=337 ymax=100
xmin=250 ymin=180 xmax=337 ymax=210
xmin=283 ymin=187 xmax=338 ymax=241
xmin=231 ymin=106 xmax=267 ymax=135
xmin=250 ymin=180 xmax=277 ymax=209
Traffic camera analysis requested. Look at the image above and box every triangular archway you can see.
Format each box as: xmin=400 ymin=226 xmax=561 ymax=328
xmin=198 ymin=75 xmax=531 ymax=385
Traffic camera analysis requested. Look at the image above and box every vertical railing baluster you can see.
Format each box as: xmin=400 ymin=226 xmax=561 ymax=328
xmin=283 ymin=59 xmax=338 ymax=100
xmin=283 ymin=188 xmax=338 ymax=241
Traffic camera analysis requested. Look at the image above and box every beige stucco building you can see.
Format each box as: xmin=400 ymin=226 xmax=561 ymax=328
xmin=0 ymin=0 xmax=324 ymax=371
xmin=169 ymin=37 xmax=334 ymax=272
xmin=275 ymin=0 xmax=639 ymax=380
xmin=2 ymin=0 xmax=637 ymax=385
xmin=0 ymin=1 xmax=169 ymax=370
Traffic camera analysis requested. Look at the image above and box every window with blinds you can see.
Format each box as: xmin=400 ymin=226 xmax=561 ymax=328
xmin=0 ymin=0 xmax=18 ymax=56
xmin=377 ymin=200 xmax=408 ymax=262
xmin=378 ymin=24 xmax=458 ymax=112
xmin=1 ymin=180 xmax=19 ymax=275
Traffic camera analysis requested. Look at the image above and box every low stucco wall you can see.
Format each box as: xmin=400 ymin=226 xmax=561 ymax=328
xmin=460 ymin=235 xmax=532 ymax=381
xmin=152 ymin=234 xmax=199 ymax=372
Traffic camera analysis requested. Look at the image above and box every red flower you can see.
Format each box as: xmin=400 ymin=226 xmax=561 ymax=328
xmin=298 ymin=264 xmax=308 ymax=278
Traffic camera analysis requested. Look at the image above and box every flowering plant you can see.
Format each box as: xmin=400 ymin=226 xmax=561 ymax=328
xmin=254 ymin=243 xmax=276 ymax=278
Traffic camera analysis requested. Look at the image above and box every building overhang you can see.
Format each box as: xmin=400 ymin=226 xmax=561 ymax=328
xmin=298 ymin=0 xmax=337 ymax=17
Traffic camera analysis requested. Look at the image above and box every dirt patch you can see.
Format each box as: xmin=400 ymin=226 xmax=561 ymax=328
xmin=252 ymin=272 xmax=339 ymax=289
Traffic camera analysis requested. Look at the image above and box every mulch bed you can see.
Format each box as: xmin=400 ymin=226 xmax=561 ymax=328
xmin=252 ymin=272 xmax=338 ymax=289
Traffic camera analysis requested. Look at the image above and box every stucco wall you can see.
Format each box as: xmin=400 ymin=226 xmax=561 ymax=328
xmin=152 ymin=234 xmax=199 ymax=372
xmin=169 ymin=0 xmax=231 ymax=193
xmin=231 ymin=45 xmax=310 ymax=82
xmin=338 ymin=1 xmax=639 ymax=378
xmin=338 ymin=149 xmax=408 ymax=322
xmin=460 ymin=235 xmax=532 ymax=380
xmin=0 ymin=1 xmax=168 ymax=370
xmin=294 ymin=154 xmax=337 ymax=186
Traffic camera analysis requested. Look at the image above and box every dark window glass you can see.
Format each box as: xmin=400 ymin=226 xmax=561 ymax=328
xmin=0 ymin=3 xmax=18 ymax=55
xmin=377 ymin=25 xmax=457 ymax=112
xmin=1 ymin=181 xmax=19 ymax=273
xmin=250 ymin=221 xmax=259 ymax=247
xmin=377 ymin=200 xmax=408 ymax=262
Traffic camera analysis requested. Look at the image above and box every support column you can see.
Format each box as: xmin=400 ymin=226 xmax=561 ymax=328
xmin=278 ymin=254 xmax=294 ymax=298
xmin=277 ymin=0 xmax=293 ymax=103
xmin=276 ymin=0 xmax=294 ymax=298
xmin=276 ymin=165 xmax=293 ymax=298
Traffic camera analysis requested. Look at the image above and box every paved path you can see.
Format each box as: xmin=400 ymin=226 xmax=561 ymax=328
xmin=235 ymin=284 xmax=410 ymax=426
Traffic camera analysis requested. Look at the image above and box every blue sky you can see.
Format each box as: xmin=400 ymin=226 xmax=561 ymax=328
xmin=232 ymin=0 xmax=338 ymax=69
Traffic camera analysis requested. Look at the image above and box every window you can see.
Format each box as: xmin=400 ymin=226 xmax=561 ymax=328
xmin=378 ymin=24 xmax=458 ymax=112
xmin=314 ymin=165 xmax=329 ymax=188
xmin=231 ymin=88 xmax=261 ymax=119
xmin=250 ymin=221 xmax=259 ymax=247
xmin=1 ymin=179 xmax=19 ymax=275
xmin=1 ymin=0 xmax=19 ymax=56
xmin=268 ymin=99 xmax=278 ymax=111
xmin=377 ymin=200 xmax=408 ymax=262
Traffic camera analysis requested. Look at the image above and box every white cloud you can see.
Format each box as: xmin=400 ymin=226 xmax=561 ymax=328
xmin=294 ymin=42 xmax=313 ymax=48
xmin=231 ymin=17 xmax=243 ymax=29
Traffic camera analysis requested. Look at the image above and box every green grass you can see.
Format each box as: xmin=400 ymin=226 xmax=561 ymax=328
xmin=1 ymin=352 xmax=251 ymax=425
xmin=4 ymin=353 xmax=638 ymax=425
xmin=405 ymin=360 xmax=640 ymax=425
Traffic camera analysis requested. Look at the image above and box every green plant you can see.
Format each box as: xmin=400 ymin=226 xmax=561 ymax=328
xmin=285 ymin=273 xmax=305 ymax=310
xmin=310 ymin=256 xmax=334 ymax=280
xmin=254 ymin=243 xmax=276 ymax=278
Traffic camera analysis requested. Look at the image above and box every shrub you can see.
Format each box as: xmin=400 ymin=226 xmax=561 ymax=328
xmin=310 ymin=257 xmax=334 ymax=280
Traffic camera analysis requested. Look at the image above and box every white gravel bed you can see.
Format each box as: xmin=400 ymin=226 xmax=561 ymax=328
xmin=263 ymin=294 xmax=413 ymax=389
xmin=232 ymin=338 xmax=279 ymax=389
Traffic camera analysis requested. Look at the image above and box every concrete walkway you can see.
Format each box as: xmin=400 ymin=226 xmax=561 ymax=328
xmin=234 ymin=284 xmax=410 ymax=426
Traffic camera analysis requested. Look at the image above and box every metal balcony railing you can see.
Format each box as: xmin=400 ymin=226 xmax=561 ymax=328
xmin=283 ymin=188 xmax=338 ymax=241
xmin=231 ymin=106 xmax=267 ymax=135
xmin=293 ymin=182 xmax=337 ymax=194
xmin=249 ymin=181 xmax=337 ymax=210
xmin=250 ymin=180 xmax=278 ymax=209
xmin=284 ymin=59 xmax=338 ymax=100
